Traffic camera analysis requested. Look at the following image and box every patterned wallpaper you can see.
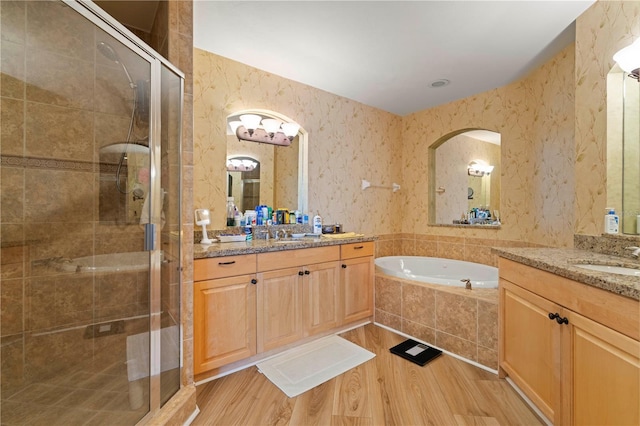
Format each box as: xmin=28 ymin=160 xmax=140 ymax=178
xmin=193 ymin=1 xmax=640 ymax=245
xmin=403 ymin=43 xmax=575 ymax=247
xmin=575 ymin=0 xmax=640 ymax=235
xmin=193 ymin=49 xmax=403 ymax=233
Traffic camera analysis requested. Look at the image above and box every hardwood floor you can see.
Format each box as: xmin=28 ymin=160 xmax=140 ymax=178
xmin=194 ymin=324 xmax=543 ymax=425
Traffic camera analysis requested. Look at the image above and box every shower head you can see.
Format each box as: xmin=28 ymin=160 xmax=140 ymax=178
xmin=97 ymin=41 xmax=136 ymax=89
xmin=97 ymin=41 xmax=119 ymax=62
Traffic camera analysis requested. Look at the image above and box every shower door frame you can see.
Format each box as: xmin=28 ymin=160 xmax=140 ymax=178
xmin=64 ymin=0 xmax=185 ymax=417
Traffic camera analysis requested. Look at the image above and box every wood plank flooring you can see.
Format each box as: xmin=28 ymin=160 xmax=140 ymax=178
xmin=194 ymin=324 xmax=543 ymax=425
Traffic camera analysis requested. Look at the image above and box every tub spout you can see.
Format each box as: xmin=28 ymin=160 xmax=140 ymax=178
xmin=461 ymin=278 xmax=472 ymax=290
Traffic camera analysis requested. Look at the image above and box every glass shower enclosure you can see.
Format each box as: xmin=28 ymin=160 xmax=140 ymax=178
xmin=0 ymin=1 xmax=183 ymax=423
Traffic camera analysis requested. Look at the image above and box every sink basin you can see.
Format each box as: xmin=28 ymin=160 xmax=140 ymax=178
xmin=574 ymin=264 xmax=640 ymax=276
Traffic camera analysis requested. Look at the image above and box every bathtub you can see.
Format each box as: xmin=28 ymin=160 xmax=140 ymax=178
xmin=56 ymin=251 xmax=152 ymax=273
xmin=375 ymin=256 xmax=498 ymax=289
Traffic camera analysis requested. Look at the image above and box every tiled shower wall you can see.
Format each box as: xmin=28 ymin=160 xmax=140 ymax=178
xmin=0 ymin=0 xmax=147 ymax=397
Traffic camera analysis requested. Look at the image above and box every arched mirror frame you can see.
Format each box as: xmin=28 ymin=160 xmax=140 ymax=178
xmin=226 ymin=109 xmax=308 ymax=215
xmin=428 ymin=127 xmax=501 ymax=226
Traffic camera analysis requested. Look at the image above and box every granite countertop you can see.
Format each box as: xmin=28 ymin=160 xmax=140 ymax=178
xmin=493 ymin=247 xmax=640 ymax=301
xmin=194 ymin=234 xmax=377 ymax=259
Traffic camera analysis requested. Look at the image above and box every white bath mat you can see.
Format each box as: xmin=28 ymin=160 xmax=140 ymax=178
xmin=256 ymin=335 xmax=375 ymax=398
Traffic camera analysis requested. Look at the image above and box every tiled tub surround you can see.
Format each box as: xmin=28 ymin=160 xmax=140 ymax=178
xmin=375 ymin=273 xmax=499 ymax=370
xmin=374 ymin=233 xmax=541 ymax=266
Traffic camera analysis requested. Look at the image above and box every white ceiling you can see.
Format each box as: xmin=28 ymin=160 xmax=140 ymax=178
xmin=193 ymin=1 xmax=595 ymax=116
xmin=95 ymin=1 xmax=596 ymax=117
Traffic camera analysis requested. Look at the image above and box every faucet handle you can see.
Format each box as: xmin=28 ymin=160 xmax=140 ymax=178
xmin=625 ymin=247 xmax=640 ymax=257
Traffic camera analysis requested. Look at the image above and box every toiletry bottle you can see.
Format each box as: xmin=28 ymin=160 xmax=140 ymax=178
xmin=226 ymin=197 xmax=235 ymax=226
xmin=604 ymin=208 xmax=619 ymax=234
xmin=313 ymin=212 xmax=322 ymax=235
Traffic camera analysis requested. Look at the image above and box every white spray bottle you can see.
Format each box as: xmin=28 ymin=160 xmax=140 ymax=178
xmin=313 ymin=211 xmax=323 ymax=235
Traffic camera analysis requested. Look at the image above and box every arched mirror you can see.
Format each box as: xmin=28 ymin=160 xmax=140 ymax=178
xmin=226 ymin=110 xmax=308 ymax=216
xmin=429 ymin=129 xmax=501 ymax=225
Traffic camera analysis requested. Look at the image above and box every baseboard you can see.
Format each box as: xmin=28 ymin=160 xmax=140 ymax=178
xmin=373 ymin=322 xmax=499 ymax=375
xmin=183 ymin=405 xmax=200 ymax=426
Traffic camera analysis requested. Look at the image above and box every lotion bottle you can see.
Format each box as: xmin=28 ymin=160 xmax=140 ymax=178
xmin=604 ymin=208 xmax=619 ymax=234
xmin=313 ymin=212 xmax=322 ymax=235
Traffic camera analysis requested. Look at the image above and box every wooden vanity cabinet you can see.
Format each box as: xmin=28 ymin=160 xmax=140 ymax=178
xmin=193 ymin=254 xmax=257 ymax=375
xmin=340 ymin=242 xmax=374 ymax=323
xmin=499 ymin=258 xmax=640 ymax=425
xmin=257 ymin=246 xmax=341 ymax=353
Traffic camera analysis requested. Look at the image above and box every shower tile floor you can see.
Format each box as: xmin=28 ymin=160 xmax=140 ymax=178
xmin=2 ymin=366 xmax=181 ymax=425
xmin=1 ymin=315 xmax=180 ymax=426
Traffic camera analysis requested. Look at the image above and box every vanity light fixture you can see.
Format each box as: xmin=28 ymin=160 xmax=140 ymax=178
xmin=226 ymin=157 xmax=257 ymax=172
xmin=233 ymin=114 xmax=301 ymax=146
xmin=613 ymin=38 xmax=640 ymax=80
xmin=468 ymin=160 xmax=494 ymax=177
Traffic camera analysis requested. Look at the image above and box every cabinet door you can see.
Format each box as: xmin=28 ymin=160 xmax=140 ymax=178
xmin=304 ymin=260 xmax=341 ymax=336
xmin=568 ymin=311 xmax=640 ymax=426
xmin=257 ymin=267 xmax=303 ymax=352
xmin=194 ymin=275 xmax=256 ymax=375
xmin=340 ymin=256 xmax=374 ymax=324
xmin=500 ymin=280 xmax=561 ymax=423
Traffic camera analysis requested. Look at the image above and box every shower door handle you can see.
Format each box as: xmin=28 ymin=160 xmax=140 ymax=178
xmin=144 ymin=223 xmax=156 ymax=251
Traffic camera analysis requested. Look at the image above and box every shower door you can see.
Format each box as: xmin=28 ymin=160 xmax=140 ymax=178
xmin=0 ymin=1 xmax=182 ymax=424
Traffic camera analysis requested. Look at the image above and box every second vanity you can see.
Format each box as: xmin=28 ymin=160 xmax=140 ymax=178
xmin=193 ymin=235 xmax=375 ymax=380
xmin=493 ymin=246 xmax=639 ymax=426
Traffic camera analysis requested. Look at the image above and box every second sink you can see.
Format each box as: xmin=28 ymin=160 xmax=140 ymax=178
xmin=574 ymin=264 xmax=640 ymax=276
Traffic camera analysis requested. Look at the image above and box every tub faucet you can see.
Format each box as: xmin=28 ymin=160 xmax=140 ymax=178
xmin=461 ymin=278 xmax=472 ymax=290
xmin=626 ymin=246 xmax=640 ymax=257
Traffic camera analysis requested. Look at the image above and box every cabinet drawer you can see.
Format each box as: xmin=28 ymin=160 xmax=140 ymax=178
xmin=194 ymin=254 xmax=257 ymax=281
xmin=257 ymin=246 xmax=340 ymax=271
xmin=341 ymin=241 xmax=374 ymax=259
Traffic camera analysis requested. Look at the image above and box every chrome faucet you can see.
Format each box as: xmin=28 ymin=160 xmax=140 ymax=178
xmin=626 ymin=246 xmax=640 ymax=257
xmin=274 ymin=229 xmax=286 ymax=240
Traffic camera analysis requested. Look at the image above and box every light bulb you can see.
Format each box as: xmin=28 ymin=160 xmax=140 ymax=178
xmin=261 ymin=119 xmax=282 ymax=138
xmin=239 ymin=114 xmax=262 ymax=135
xmin=281 ymin=122 xmax=300 ymax=140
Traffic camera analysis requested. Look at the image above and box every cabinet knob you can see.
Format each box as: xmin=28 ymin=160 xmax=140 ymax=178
xmin=548 ymin=312 xmax=560 ymax=321
xmin=304 ymin=270 xmax=310 ymax=275
xmin=342 ymin=264 xmax=347 ymax=268
xmin=251 ymin=279 xmax=257 ymax=285
xmin=298 ymin=271 xmax=304 ymax=276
